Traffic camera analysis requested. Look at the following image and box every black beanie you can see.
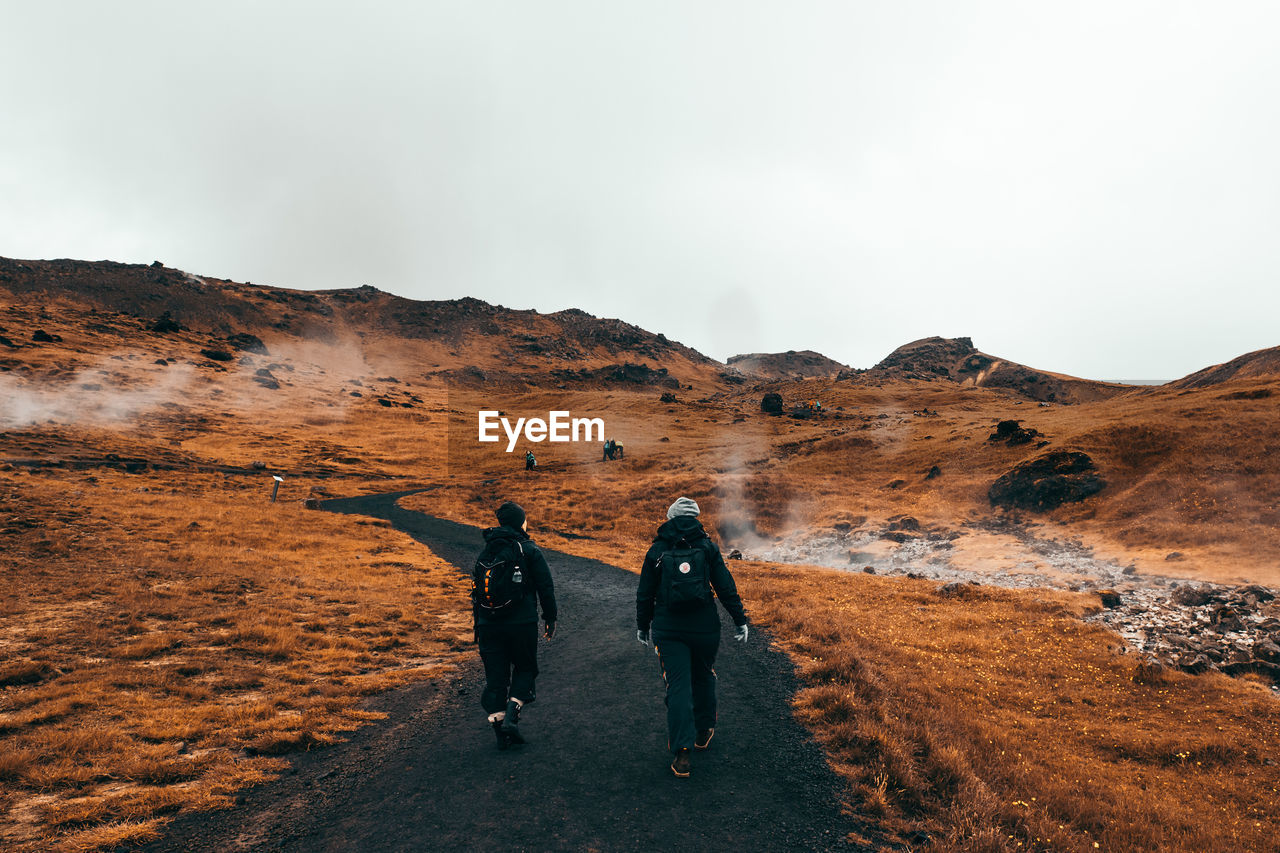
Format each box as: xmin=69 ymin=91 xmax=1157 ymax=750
xmin=496 ymin=501 xmax=526 ymax=530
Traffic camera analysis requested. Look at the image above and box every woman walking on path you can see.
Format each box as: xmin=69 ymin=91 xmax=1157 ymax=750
xmin=636 ymin=497 xmax=748 ymax=778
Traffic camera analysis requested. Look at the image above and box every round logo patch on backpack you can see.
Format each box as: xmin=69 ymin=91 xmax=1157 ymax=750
xmin=679 ymin=562 xmax=691 ymax=574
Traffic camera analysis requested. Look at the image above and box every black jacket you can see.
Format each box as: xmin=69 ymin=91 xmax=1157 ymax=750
xmin=473 ymin=526 xmax=557 ymax=626
xmin=636 ymin=516 xmax=747 ymax=637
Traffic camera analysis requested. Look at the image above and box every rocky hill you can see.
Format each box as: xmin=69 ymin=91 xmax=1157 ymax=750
xmin=726 ymin=350 xmax=848 ymax=380
xmin=0 ymin=257 xmax=723 ymax=390
xmin=861 ymin=336 xmax=1131 ymax=404
xmin=1166 ymin=343 xmax=1280 ymax=389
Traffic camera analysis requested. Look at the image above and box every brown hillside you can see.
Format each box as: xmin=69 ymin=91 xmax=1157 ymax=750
xmin=863 ymin=335 xmax=1131 ymax=404
xmin=0 ymin=257 xmax=723 ymax=392
xmin=1167 ymin=343 xmax=1280 ymax=389
xmin=726 ymin=349 xmax=849 ymax=380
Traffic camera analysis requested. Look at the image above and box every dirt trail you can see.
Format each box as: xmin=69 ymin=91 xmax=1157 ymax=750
xmin=142 ymin=490 xmax=880 ymax=852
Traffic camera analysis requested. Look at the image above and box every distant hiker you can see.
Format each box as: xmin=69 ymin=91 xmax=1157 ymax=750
xmin=636 ymin=496 xmax=748 ymax=778
xmin=472 ymin=501 xmax=557 ymax=749
xmin=613 ymin=440 xmax=624 ymax=459
xmin=603 ymin=439 xmax=615 ymax=461
xmin=525 ymin=450 xmax=536 ymax=471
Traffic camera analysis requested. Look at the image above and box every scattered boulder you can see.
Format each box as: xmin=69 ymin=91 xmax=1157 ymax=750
xmin=888 ymin=516 xmax=920 ymax=532
xmin=937 ymin=581 xmax=967 ymax=597
xmin=925 ymin=465 xmax=942 ymax=480
xmin=1097 ymin=589 xmax=1123 ymax=608
xmin=1238 ymin=584 xmax=1276 ymax=603
xmin=988 ymin=419 xmax=1041 ymax=446
xmin=251 ymin=460 xmax=267 ymax=470
xmin=150 ymin=312 xmax=183 ymax=333
xmin=32 ymin=329 xmax=62 ymax=343
xmin=200 ymin=348 xmax=234 ymax=362
xmin=988 ymin=450 xmax=1104 ymax=511
xmin=862 ymin=567 xmax=876 ymax=574
xmin=1171 ymin=585 xmax=1217 ymax=607
xmin=1255 ymin=639 xmax=1280 ymax=664
xmin=1165 ymin=551 xmax=1185 ymax=561
xmin=227 ymin=332 xmax=269 ymax=355
xmin=0 ymin=335 xmax=19 ymax=349
xmin=727 ymin=549 xmax=743 ymax=560
xmin=304 ymin=498 xmax=321 ymax=510
xmin=760 ymin=392 xmax=784 ymax=415
xmin=660 ymin=391 xmax=678 ymax=403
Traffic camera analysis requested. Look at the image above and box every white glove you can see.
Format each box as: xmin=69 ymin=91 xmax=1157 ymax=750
xmin=636 ymin=628 xmax=651 ymax=646
xmin=734 ymin=624 xmax=749 ymax=643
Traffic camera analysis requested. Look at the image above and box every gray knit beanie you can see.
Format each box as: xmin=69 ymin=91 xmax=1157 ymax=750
xmin=666 ymin=496 xmax=700 ymax=519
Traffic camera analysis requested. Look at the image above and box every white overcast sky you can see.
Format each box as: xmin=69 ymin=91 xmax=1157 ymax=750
xmin=3 ymin=2 xmax=1279 ymax=379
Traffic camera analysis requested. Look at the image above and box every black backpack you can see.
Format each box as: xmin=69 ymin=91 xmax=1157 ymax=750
xmin=659 ymin=538 xmax=714 ymax=612
xmin=473 ymin=539 xmax=527 ymax=615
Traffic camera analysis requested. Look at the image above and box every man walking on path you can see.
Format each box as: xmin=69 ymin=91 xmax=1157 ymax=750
xmin=636 ymin=496 xmax=749 ymax=778
xmin=473 ymin=501 xmax=557 ymax=749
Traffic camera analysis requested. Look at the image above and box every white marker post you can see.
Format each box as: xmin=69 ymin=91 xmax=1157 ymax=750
xmin=271 ymin=475 xmax=283 ymax=502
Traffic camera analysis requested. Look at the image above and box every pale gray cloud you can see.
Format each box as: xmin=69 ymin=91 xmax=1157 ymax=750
xmin=3 ymin=1 xmax=1278 ymax=379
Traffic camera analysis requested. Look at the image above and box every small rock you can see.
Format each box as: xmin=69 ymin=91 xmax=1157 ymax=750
xmin=938 ymin=581 xmax=966 ymax=597
xmin=925 ymin=465 xmax=942 ymax=480
xmin=1255 ymin=639 xmax=1280 ymax=664
xmin=1165 ymin=551 xmax=1185 ymax=561
xmin=862 ymin=566 xmax=876 ymax=574
xmin=251 ymin=461 xmax=267 ymax=470
xmin=1172 ymin=585 xmax=1216 ymax=607
xmin=32 ymin=329 xmax=61 ymax=342
xmin=1097 ymin=589 xmax=1123 ymax=608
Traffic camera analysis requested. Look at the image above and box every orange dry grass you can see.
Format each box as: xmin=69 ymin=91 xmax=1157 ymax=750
xmin=737 ymin=563 xmax=1280 ymax=852
xmin=415 ymin=378 xmax=1280 ymax=586
xmin=0 ymin=467 xmax=471 ymax=852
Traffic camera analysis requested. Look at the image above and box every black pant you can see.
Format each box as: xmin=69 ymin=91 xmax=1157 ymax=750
xmin=477 ymin=621 xmax=539 ymax=713
xmin=654 ymin=632 xmax=719 ymax=753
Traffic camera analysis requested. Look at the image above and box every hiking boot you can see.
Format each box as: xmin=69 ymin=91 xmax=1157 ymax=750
xmin=500 ymin=699 xmax=525 ymax=745
xmin=695 ymin=728 xmax=715 ymax=751
xmin=492 ymin=720 xmax=511 ymax=750
xmin=671 ymin=748 xmax=691 ymax=778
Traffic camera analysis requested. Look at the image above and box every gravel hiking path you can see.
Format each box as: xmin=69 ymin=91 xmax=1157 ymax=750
xmin=142 ymin=490 xmax=884 ymax=852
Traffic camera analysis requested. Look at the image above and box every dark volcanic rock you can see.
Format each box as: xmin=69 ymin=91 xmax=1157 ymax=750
xmin=227 ymin=332 xmax=269 ymax=354
xmin=1097 ymin=589 xmax=1123 ymax=608
xmin=1171 ymin=585 xmax=1218 ymax=607
xmin=200 ymin=348 xmax=234 ymax=362
xmin=551 ymin=362 xmax=679 ymax=388
xmin=988 ymin=450 xmax=1105 ymax=511
xmin=988 ymin=419 xmax=1041 ymax=446
xmin=760 ymin=392 xmax=784 ymax=415
xmin=150 ymin=312 xmax=183 ymax=333
xmin=32 ymin=329 xmax=62 ymax=342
